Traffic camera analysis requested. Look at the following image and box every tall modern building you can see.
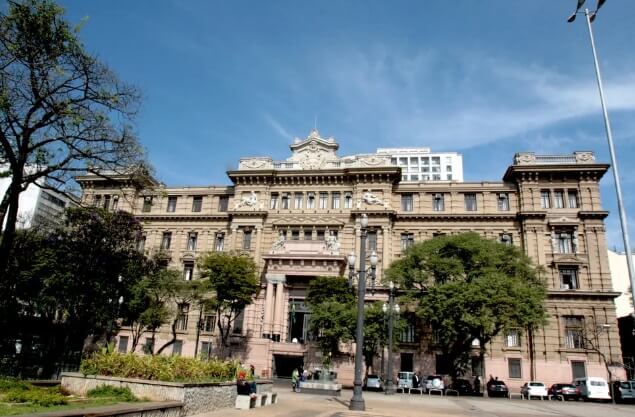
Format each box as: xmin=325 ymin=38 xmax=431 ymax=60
xmin=77 ymin=130 xmax=625 ymax=389
xmin=376 ymin=147 xmax=463 ymax=182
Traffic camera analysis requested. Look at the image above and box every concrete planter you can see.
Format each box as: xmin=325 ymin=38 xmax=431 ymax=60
xmin=61 ymin=373 xmax=272 ymax=416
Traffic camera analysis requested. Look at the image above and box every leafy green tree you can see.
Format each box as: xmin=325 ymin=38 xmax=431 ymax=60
xmin=386 ymin=232 xmax=547 ymax=380
xmin=362 ymin=301 xmax=406 ymax=375
xmin=306 ymin=277 xmax=356 ymax=362
xmin=198 ymin=252 xmax=259 ymax=354
xmin=0 ymin=0 xmax=147 ymax=276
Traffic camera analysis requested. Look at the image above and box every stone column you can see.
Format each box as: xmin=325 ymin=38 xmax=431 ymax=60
xmin=263 ymin=278 xmax=275 ymax=338
xmin=272 ymin=277 xmax=286 ymax=340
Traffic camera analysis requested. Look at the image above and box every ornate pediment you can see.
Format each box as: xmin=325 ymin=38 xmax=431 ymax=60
xmin=287 ymin=130 xmax=339 ymax=170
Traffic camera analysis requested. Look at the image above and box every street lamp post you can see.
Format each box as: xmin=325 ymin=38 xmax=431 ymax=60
xmin=567 ymin=0 xmax=635 ymax=313
xmin=347 ymin=213 xmax=379 ymax=411
xmin=383 ymin=281 xmax=400 ymax=395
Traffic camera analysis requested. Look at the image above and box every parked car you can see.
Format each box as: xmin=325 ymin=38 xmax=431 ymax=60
xmin=397 ymin=371 xmax=414 ymax=391
xmin=548 ymin=383 xmax=580 ymax=401
xmin=364 ymin=374 xmax=383 ymax=391
xmin=572 ymin=377 xmax=611 ymax=402
xmin=613 ymin=380 xmax=635 ymax=403
xmin=424 ymin=375 xmax=445 ymax=393
xmin=521 ymin=382 xmax=548 ymax=399
xmin=486 ymin=379 xmax=509 ymax=398
xmin=449 ymin=379 xmax=474 ymax=395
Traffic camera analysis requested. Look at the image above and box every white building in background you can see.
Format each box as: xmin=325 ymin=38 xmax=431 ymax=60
xmin=608 ymin=249 xmax=635 ymax=318
xmin=0 ymin=170 xmax=78 ymax=230
xmin=376 ymin=147 xmax=463 ymax=182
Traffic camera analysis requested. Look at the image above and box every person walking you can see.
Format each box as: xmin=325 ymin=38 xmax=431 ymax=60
xmin=291 ymin=368 xmax=300 ymax=392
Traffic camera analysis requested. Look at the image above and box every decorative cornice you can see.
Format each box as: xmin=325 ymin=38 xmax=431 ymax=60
xmin=395 ymin=213 xmax=517 ymax=221
xmin=547 ymin=290 xmax=620 ymax=299
xmin=136 ymin=214 xmax=230 ymax=221
xmin=578 ymin=210 xmax=609 ymax=220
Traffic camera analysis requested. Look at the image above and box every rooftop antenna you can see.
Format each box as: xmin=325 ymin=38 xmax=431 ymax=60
xmin=314 ymin=115 xmax=318 ymax=132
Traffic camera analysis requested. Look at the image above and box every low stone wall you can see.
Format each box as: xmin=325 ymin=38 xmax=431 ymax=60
xmin=19 ymin=402 xmax=183 ymax=417
xmin=61 ymin=373 xmax=273 ymax=416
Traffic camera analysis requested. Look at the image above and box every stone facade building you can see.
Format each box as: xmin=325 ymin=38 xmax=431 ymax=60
xmin=77 ymin=130 xmax=625 ymax=389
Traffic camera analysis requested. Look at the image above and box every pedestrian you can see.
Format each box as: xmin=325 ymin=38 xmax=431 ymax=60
xmin=249 ymin=364 xmax=256 ymax=378
xmin=413 ymin=371 xmax=421 ymax=389
xmin=473 ymin=375 xmax=481 ymax=394
xmin=291 ymin=368 xmax=300 ymax=392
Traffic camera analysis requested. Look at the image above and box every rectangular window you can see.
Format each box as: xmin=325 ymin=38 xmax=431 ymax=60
xmin=118 ymin=335 xmax=129 ymax=353
xmin=556 ymin=231 xmax=574 ymax=254
xmin=176 ymin=303 xmax=189 ymax=331
xmin=564 ymin=316 xmax=585 ymax=349
xmin=233 ymin=310 xmax=245 ymax=334
xmin=112 ymin=196 xmax=119 ymax=211
xmin=304 ymin=230 xmax=312 ymax=240
xmin=291 ymin=230 xmax=300 ymax=240
xmin=498 ymin=193 xmax=510 ymax=211
xmin=187 ymin=232 xmax=198 ymax=251
xmin=202 ymin=314 xmax=216 ymax=333
xmin=560 ymin=267 xmax=579 ymax=289
xmin=400 ymin=315 xmax=416 ymax=343
xmin=447 ymin=174 xmax=452 ymax=181
xmin=200 ymin=341 xmax=211 ymax=359
xmin=142 ymin=196 xmax=153 ymax=212
xmin=571 ymin=361 xmax=587 ymax=379
xmin=319 ymin=192 xmax=328 ymax=209
xmin=172 ymin=340 xmax=183 ymax=356
xmin=183 ymin=262 xmax=194 ymax=281
xmin=143 ymin=338 xmax=154 ymax=355
xmin=218 ymin=196 xmax=228 ymax=212
xmin=332 ymin=192 xmax=340 ymax=209
xmin=270 ymin=193 xmax=279 ymax=209
xmin=243 ymin=230 xmax=252 ymax=250
xmin=344 ymin=192 xmax=353 ymax=209
xmin=401 ymin=233 xmax=414 ymax=251
xmin=294 ymin=193 xmax=303 ymax=209
xmin=137 ymin=235 xmax=146 ymax=252
xmin=508 ymin=358 xmax=522 ymax=379
xmin=192 ymin=196 xmax=203 ymax=212
xmin=500 ymin=233 xmax=513 ymax=245
xmin=367 ymin=231 xmax=377 ymax=252
xmin=433 ymin=193 xmax=444 ymax=211
xmin=446 ymin=165 xmax=453 ymax=172
xmin=316 ymin=230 xmax=325 ymax=241
xmin=540 ymin=190 xmax=551 ymax=209
xmin=506 ymin=330 xmax=521 ymax=347
xmin=568 ymin=190 xmax=579 ymax=208
xmin=93 ymin=194 xmax=102 ymax=207
xmin=401 ymin=194 xmax=413 ymax=211
xmin=307 ymin=192 xmax=315 ymax=209
xmin=554 ymin=190 xmax=565 ymax=209
xmin=464 ymin=193 xmax=477 ymax=211
xmin=161 ymin=232 xmax=172 ymax=250
xmin=281 ymin=193 xmax=289 ymax=209
xmin=103 ymin=195 xmax=111 ymax=210
xmin=215 ymin=233 xmax=224 ymax=251
xmin=167 ymin=196 xmax=177 ymax=212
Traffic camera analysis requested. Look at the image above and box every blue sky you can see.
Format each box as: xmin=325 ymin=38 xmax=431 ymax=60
xmin=58 ymin=0 xmax=635 ymax=250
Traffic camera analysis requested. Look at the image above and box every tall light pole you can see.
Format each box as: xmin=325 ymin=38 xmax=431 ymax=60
xmin=383 ymin=281 xmax=400 ymax=395
xmin=347 ymin=213 xmax=378 ymax=411
xmin=568 ymin=0 xmax=635 ymax=314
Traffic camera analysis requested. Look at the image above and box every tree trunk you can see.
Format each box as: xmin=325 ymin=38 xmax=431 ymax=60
xmin=0 ymin=190 xmax=10 ymax=232
xmin=0 ymin=176 xmax=22 ymax=278
xmin=528 ymin=327 xmax=536 ymax=380
xmin=155 ymin=319 xmax=178 ymax=355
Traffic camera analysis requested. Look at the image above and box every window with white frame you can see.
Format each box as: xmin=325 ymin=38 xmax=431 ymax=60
xmin=401 ymin=194 xmax=413 ymax=211
xmin=202 ymin=314 xmax=216 ymax=333
xmin=564 ymin=316 xmax=585 ymax=349
xmin=270 ymin=193 xmax=279 ymax=209
xmin=176 ymin=303 xmax=189 ymax=331
xmin=307 ymin=192 xmax=315 ymax=209
xmin=464 ymin=193 xmax=477 ymax=211
xmin=498 ymin=193 xmax=510 ymax=211
xmin=367 ymin=231 xmax=377 ymax=252
xmin=183 ymin=262 xmax=194 ymax=281
xmin=554 ymin=190 xmax=565 ymax=208
xmin=187 ymin=232 xmax=198 ymax=251
xmin=568 ymin=190 xmax=579 ymax=208
xmin=540 ymin=190 xmax=551 ymax=209
xmin=506 ymin=329 xmax=521 ymax=347
xmin=332 ymin=192 xmax=341 ymax=209
xmin=243 ymin=230 xmax=252 ymax=250
xmin=559 ymin=267 xmax=579 ymax=289
xmin=118 ymin=335 xmax=129 ymax=353
xmin=555 ymin=231 xmax=575 ymax=254
xmin=192 ymin=196 xmax=203 ymax=212
xmin=161 ymin=232 xmax=172 ymax=250
xmin=319 ymin=192 xmax=328 ymax=209
xmin=294 ymin=193 xmax=303 ymax=209
xmin=344 ymin=192 xmax=353 ymax=208
xmin=281 ymin=193 xmax=289 ymax=209
xmin=433 ymin=193 xmax=444 ymax=211
xmin=167 ymin=196 xmax=177 ymax=212
xmin=214 ymin=233 xmax=225 ymax=251
xmin=401 ymin=233 xmax=414 ymax=251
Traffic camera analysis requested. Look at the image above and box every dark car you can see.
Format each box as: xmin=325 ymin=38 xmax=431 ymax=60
xmin=450 ymin=379 xmax=474 ymax=395
xmin=487 ymin=380 xmax=509 ymax=398
xmin=613 ymin=381 xmax=635 ymax=403
xmin=548 ymin=383 xmax=580 ymax=401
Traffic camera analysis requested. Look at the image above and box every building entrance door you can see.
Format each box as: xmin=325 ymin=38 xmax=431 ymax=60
xmin=400 ymin=353 xmax=414 ymax=372
xmin=273 ymin=354 xmax=304 ymax=378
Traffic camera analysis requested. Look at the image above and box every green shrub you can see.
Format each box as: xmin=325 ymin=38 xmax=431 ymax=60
xmin=4 ymin=388 xmax=68 ymax=406
xmin=80 ymin=350 xmax=238 ymax=383
xmin=0 ymin=378 xmax=30 ymax=392
xmin=87 ymin=385 xmax=137 ymax=402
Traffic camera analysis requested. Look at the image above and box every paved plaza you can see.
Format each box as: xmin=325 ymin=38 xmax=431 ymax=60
xmin=194 ymin=386 xmax=635 ymax=417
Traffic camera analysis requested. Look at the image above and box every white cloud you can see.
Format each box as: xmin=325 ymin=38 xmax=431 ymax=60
xmin=263 ymin=114 xmax=294 ymax=141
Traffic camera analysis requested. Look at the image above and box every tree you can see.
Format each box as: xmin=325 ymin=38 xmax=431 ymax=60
xmin=198 ymin=252 xmax=259 ymax=355
xmin=386 ymin=232 xmax=547 ymax=380
xmin=0 ymin=0 xmax=146 ymax=276
xmin=362 ymin=301 xmax=406 ymax=376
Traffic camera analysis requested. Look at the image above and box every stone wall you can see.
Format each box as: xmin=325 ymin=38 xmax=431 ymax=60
xmin=61 ymin=373 xmax=273 ymax=415
xmin=20 ymin=402 xmax=184 ymax=417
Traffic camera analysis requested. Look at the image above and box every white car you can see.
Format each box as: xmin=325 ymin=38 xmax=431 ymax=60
xmin=424 ymin=375 xmax=445 ymax=392
xmin=521 ymin=382 xmax=548 ymax=399
xmin=573 ymin=377 xmax=611 ymax=401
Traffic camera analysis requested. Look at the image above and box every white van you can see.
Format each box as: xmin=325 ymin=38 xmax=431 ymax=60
xmin=572 ymin=377 xmax=611 ymax=401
